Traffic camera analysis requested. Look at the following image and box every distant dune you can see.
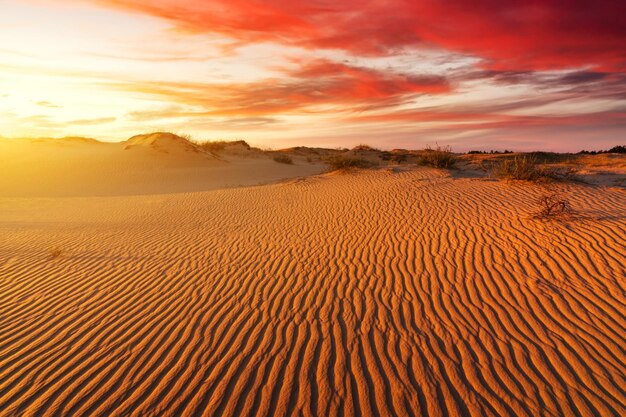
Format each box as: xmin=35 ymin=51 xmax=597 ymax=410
xmin=0 ymin=135 xmax=625 ymax=416
xmin=2 ymin=134 xmax=624 ymax=198
xmin=0 ymin=133 xmax=326 ymax=197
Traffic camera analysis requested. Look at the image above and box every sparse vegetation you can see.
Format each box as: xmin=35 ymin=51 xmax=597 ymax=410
xmin=527 ymin=151 xmax=571 ymax=164
xmin=534 ymin=192 xmax=574 ymax=219
xmin=273 ymin=154 xmax=294 ymax=164
xmin=193 ymin=139 xmax=256 ymax=155
xmin=578 ymin=145 xmax=626 ymax=154
xmin=468 ymin=150 xmax=513 ymax=154
xmin=178 ymin=133 xmax=195 ymax=142
xmin=544 ymin=166 xmax=579 ymax=182
xmin=195 ymin=140 xmax=229 ymax=153
xmin=352 ymin=144 xmax=380 ymax=152
xmin=491 ymin=155 xmax=578 ymax=182
xmin=420 ymin=145 xmax=456 ymax=169
xmin=326 ymin=156 xmax=374 ymax=170
xmin=608 ymin=145 xmax=626 ymax=154
xmin=49 ymin=247 xmax=63 ymax=259
xmin=492 ymin=155 xmax=546 ymax=181
xmin=380 ymin=151 xmax=409 ymax=163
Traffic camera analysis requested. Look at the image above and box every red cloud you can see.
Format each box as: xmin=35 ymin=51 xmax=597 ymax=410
xmin=292 ymin=59 xmax=449 ymax=98
xmin=112 ymin=59 xmax=449 ymax=116
xmin=94 ymin=0 xmax=626 ymax=70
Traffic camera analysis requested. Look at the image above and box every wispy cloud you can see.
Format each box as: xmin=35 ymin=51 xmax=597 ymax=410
xmin=68 ymin=117 xmax=116 ymax=125
xmin=35 ymin=100 xmax=61 ymax=108
xmin=110 ymin=59 xmax=450 ymax=117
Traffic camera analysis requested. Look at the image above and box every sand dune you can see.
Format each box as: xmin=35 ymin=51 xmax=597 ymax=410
xmin=1 ymin=166 xmax=625 ymax=416
xmin=0 ymin=134 xmax=325 ymax=197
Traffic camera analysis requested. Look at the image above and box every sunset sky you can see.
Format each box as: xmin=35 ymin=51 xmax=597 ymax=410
xmin=1 ymin=0 xmax=625 ymax=150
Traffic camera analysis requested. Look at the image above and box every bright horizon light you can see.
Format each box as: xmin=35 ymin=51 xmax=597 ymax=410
xmin=1 ymin=0 xmax=624 ymax=151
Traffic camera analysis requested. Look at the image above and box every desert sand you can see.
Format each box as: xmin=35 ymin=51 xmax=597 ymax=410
xmin=0 ymin=135 xmax=625 ymax=416
xmin=0 ymin=133 xmax=326 ymax=197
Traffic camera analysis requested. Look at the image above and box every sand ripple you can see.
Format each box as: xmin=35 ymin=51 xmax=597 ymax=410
xmin=1 ymin=169 xmax=625 ymax=416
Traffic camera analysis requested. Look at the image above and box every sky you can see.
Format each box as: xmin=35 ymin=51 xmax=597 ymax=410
xmin=0 ymin=0 xmax=625 ymax=151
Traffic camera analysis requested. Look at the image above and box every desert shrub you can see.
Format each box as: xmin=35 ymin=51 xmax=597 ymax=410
xmin=352 ymin=144 xmax=380 ymax=152
xmin=196 ymin=140 xmax=229 ymax=153
xmin=468 ymin=150 xmax=513 ymax=155
xmin=420 ymin=145 xmax=456 ymax=168
xmin=49 ymin=247 xmax=63 ymax=259
xmin=527 ymin=151 xmax=571 ymax=163
xmin=326 ymin=156 xmax=374 ymax=170
xmin=273 ymin=154 xmax=294 ymax=164
xmin=391 ymin=153 xmax=408 ymax=163
xmin=492 ymin=155 xmax=578 ymax=182
xmin=608 ymin=145 xmax=626 ymax=154
xmin=543 ymin=166 xmax=579 ymax=182
xmin=382 ymin=151 xmax=409 ymax=163
xmin=534 ymin=192 xmax=574 ymax=219
xmin=579 ymin=145 xmax=625 ymax=154
xmin=492 ymin=155 xmax=546 ymax=181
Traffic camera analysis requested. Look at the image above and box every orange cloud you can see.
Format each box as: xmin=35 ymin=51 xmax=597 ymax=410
xmin=112 ymin=59 xmax=449 ymax=117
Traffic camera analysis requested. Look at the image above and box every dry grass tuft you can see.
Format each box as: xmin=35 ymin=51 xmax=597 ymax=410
xmin=420 ymin=145 xmax=456 ymax=169
xmin=492 ymin=155 xmax=546 ymax=181
xmin=195 ymin=140 xmax=229 ymax=153
xmin=273 ymin=154 xmax=294 ymax=164
xmin=352 ymin=144 xmax=380 ymax=152
xmin=380 ymin=151 xmax=409 ymax=163
xmin=492 ymin=155 xmax=578 ymax=182
xmin=326 ymin=156 xmax=375 ymax=171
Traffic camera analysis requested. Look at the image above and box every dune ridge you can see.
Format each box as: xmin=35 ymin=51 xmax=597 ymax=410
xmin=0 ymin=168 xmax=625 ymax=416
xmin=0 ymin=134 xmax=326 ymax=197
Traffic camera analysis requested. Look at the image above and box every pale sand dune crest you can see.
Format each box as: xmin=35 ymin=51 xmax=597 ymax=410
xmin=0 ymin=168 xmax=624 ymax=416
xmin=123 ymin=132 xmax=212 ymax=156
xmin=0 ymin=133 xmax=326 ymax=197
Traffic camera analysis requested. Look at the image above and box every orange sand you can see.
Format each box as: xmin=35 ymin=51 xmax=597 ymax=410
xmin=0 ymin=137 xmax=625 ymax=416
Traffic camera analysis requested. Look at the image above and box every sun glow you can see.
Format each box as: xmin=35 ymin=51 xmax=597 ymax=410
xmin=1 ymin=0 xmax=624 ymax=150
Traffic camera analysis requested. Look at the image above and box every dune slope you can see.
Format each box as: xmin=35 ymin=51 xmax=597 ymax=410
xmin=0 ymin=168 xmax=625 ymax=416
xmin=0 ymin=135 xmax=325 ymax=197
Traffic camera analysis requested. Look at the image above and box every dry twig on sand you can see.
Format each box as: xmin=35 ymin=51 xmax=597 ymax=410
xmin=534 ymin=192 xmax=574 ymax=219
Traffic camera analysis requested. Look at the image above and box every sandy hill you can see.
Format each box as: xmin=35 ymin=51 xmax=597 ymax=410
xmin=2 ymin=135 xmax=624 ymax=196
xmin=123 ymin=132 xmax=210 ymax=156
xmin=27 ymin=136 xmax=103 ymax=146
xmin=0 ymin=133 xmax=325 ymax=197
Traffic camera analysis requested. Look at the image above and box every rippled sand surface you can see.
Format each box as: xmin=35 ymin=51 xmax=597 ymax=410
xmin=1 ymin=168 xmax=625 ymax=416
